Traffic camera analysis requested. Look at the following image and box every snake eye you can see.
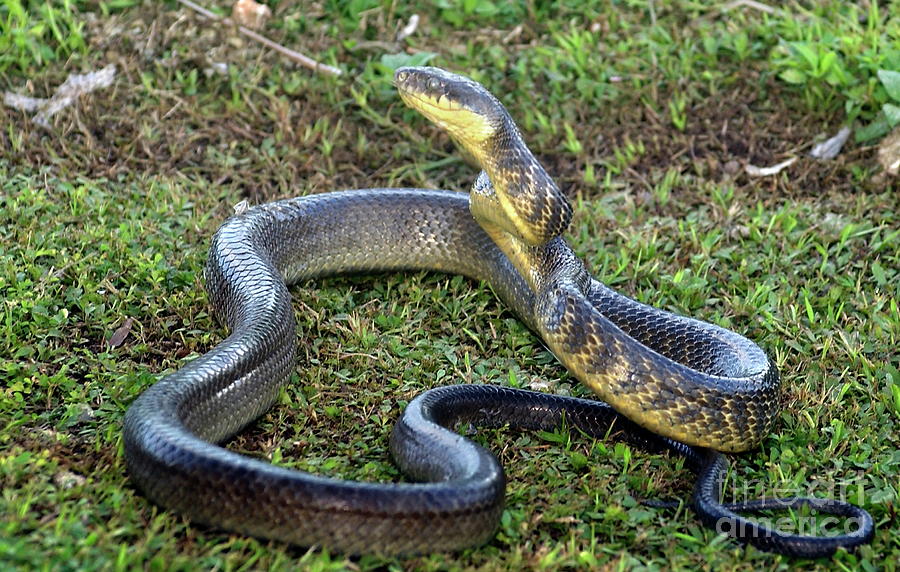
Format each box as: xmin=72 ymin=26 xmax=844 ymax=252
xmin=428 ymin=77 xmax=442 ymax=90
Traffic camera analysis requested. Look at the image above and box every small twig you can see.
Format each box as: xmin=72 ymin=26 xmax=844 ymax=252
xmin=722 ymin=0 xmax=776 ymax=14
xmin=176 ymin=0 xmax=342 ymax=77
xmin=745 ymin=157 xmax=797 ymax=177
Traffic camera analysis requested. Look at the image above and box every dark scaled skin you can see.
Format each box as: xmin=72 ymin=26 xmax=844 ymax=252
xmin=395 ymin=66 xmax=777 ymax=452
xmin=123 ymin=68 xmax=874 ymax=557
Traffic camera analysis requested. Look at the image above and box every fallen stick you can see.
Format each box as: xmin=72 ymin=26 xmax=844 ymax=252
xmin=176 ymin=0 xmax=342 ymax=77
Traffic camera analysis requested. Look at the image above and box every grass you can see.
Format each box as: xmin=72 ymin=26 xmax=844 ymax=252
xmin=2 ymin=0 xmax=899 ymax=569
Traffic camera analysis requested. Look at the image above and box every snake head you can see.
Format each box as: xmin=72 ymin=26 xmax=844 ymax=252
xmin=395 ymin=66 xmax=572 ymax=246
xmin=394 ymin=66 xmax=507 ymax=147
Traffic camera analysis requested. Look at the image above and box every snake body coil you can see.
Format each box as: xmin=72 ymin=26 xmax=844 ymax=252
xmin=124 ymin=67 xmax=873 ymax=556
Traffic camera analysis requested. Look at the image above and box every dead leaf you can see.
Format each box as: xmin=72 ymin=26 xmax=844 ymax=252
xmin=232 ymin=0 xmax=271 ymax=31
xmin=4 ymin=65 xmax=116 ymax=127
xmin=809 ymin=126 xmax=851 ymax=160
xmin=877 ymin=126 xmax=900 ymax=176
xmin=107 ymin=317 xmax=134 ymax=348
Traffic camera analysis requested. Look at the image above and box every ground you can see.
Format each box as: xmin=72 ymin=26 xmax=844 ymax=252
xmin=1 ymin=1 xmax=898 ymax=570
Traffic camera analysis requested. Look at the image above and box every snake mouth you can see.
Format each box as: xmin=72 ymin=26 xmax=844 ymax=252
xmin=397 ymin=88 xmax=464 ymax=114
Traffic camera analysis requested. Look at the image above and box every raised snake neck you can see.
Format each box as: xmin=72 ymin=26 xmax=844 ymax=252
xmin=123 ymin=68 xmax=873 ymax=556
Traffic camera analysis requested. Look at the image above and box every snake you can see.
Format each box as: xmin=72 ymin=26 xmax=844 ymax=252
xmin=123 ymin=66 xmax=874 ymax=557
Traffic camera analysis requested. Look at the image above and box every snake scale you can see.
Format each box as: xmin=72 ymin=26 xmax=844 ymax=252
xmin=124 ymin=67 xmax=873 ymax=557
